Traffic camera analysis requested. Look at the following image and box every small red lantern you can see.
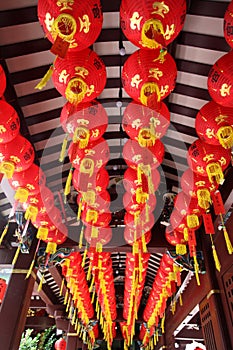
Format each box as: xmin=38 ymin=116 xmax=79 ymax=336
xmin=69 ymin=137 xmax=110 ymax=175
xmin=8 ymin=163 xmax=46 ymax=202
xmin=187 ymin=138 xmax=231 ymax=185
xmin=52 ymin=48 xmax=107 ymax=104
xmin=123 ymin=100 xmax=170 ymax=147
xmin=0 ymin=65 xmax=6 ymax=97
xmin=165 ymin=225 xmax=187 ymax=255
xmin=224 ymin=1 xmax=233 ymax=48
xmin=122 ymin=49 xmax=177 ymax=107
xmin=120 ymin=0 xmax=186 ymax=49
xmin=84 ymin=226 xmax=112 ymax=247
xmin=31 ymin=206 xmax=63 ymax=233
xmin=60 ymin=100 xmax=108 ymax=149
xmin=0 ymin=101 xmax=20 ymax=144
xmin=195 ymin=100 xmax=233 ymax=149
xmin=123 ymin=166 xmax=160 ymax=195
xmin=0 ymin=134 xmax=35 ymax=178
xmin=208 ymin=50 xmax=233 ymax=107
xmin=77 ymin=189 xmax=111 ymax=214
xmin=73 ymin=166 xmax=109 ymax=194
xmin=0 ymin=278 xmax=7 ymax=304
xmin=38 ymin=0 xmax=103 ymax=54
xmin=55 ymin=338 xmax=67 ymax=350
xmin=123 ymin=191 xmax=156 ymax=214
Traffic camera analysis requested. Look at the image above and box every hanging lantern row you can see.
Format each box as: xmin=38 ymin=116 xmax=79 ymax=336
xmin=0 ymin=65 xmax=6 ymax=97
xmin=0 ymin=71 xmax=67 ymax=274
xmin=61 ymin=252 xmax=99 ymax=348
xmin=140 ymin=253 xmax=181 ymax=349
xmin=88 ymin=252 xmax=117 ymax=350
xmin=121 ymin=252 xmax=150 ymax=348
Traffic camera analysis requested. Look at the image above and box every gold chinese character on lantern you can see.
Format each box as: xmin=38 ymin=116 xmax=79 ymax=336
xmin=91 ymin=129 xmax=100 ymax=138
xmin=59 ymin=69 xmax=70 ymax=84
xmin=56 ymin=0 xmax=74 ymax=11
xmin=0 ymin=125 xmax=6 ymax=134
xmin=79 ymin=15 xmax=90 ymax=33
xmin=45 ymin=12 xmax=54 ymax=32
xmin=149 ymin=68 xmax=163 ymax=80
xmin=164 ymin=24 xmax=175 ymax=40
xmin=215 ymin=114 xmax=228 ymax=124
xmin=130 ymin=12 xmax=143 ymax=30
xmin=206 ymin=128 xmax=215 ymax=139
xmin=195 ymin=180 xmax=206 ymax=187
xmin=131 ymin=74 xmax=143 ymax=89
xmin=132 ymin=119 xmax=143 ymax=130
xmin=152 ymin=2 xmax=170 ymax=18
xmin=197 ymin=166 xmax=205 ymax=174
xmin=86 ymin=85 xmax=95 ymax=96
xmin=10 ymin=155 xmax=20 ymax=163
xmin=219 ymin=157 xmax=227 ymax=166
xmin=84 ymin=149 xmax=95 ymax=156
xmin=160 ymin=85 xmax=169 ymax=97
xmin=203 ymin=154 xmax=215 ymax=162
xmin=132 ymin=155 xmax=142 ymax=163
xmin=220 ymin=83 xmax=231 ymax=97
xmin=75 ymin=67 xmax=89 ymax=78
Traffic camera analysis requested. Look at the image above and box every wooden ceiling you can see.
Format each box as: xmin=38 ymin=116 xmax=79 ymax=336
xmin=0 ymin=0 xmax=231 ymax=348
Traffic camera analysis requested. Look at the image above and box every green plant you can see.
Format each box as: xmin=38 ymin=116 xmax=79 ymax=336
xmin=19 ymin=326 xmax=58 ymax=350
xmin=19 ymin=329 xmax=40 ymax=350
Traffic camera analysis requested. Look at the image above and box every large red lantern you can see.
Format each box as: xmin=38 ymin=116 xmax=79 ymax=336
xmin=187 ymin=138 xmax=231 ymax=185
xmin=60 ymin=100 xmax=108 ymax=149
xmin=52 ymin=48 xmax=107 ymax=104
xmin=120 ymin=0 xmax=186 ymax=49
xmin=81 ymin=209 xmax=111 ymax=228
xmin=0 ymin=65 xmax=6 ymax=97
xmin=165 ymin=225 xmax=187 ymax=255
xmin=8 ymin=163 xmax=46 ymax=202
xmin=38 ymin=0 xmax=103 ymax=54
xmin=31 ymin=206 xmax=63 ymax=233
xmin=77 ymin=189 xmax=111 ymax=214
xmin=123 ymin=167 xmax=160 ymax=195
xmin=124 ymin=211 xmax=155 ymax=233
xmin=55 ymin=338 xmax=67 ymax=350
xmin=123 ymin=191 xmax=156 ymax=214
xmin=68 ymin=137 xmax=110 ymax=176
xmin=0 ymin=101 xmax=20 ymax=144
xmin=122 ymin=49 xmax=177 ymax=107
xmin=84 ymin=226 xmax=112 ymax=247
xmin=208 ymin=51 xmax=233 ymax=107
xmin=122 ymin=100 xmax=170 ymax=147
xmin=124 ymin=226 xmax=151 ymax=248
xmin=195 ymin=100 xmax=233 ymax=149
xmin=73 ymin=166 xmax=109 ymax=194
xmin=0 ymin=135 xmax=35 ymax=178
xmin=224 ymin=1 xmax=233 ymax=48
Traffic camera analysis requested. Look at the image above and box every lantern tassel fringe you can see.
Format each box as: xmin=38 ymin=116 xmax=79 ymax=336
xmin=212 ymin=244 xmax=221 ymax=272
xmin=37 ymin=274 xmax=44 ymax=292
xmin=223 ymin=227 xmax=233 ymax=255
xmin=26 ymin=259 xmax=35 ymax=279
xmin=0 ymin=223 xmax=9 ymax=245
xmin=59 ymin=134 xmax=68 ymax=163
xmin=64 ymin=168 xmax=73 ymax=197
xmin=35 ymin=64 xmax=54 ymax=90
xmin=193 ymin=255 xmax=200 ymax=286
xmin=12 ymin=245 xmax=21 ymax=266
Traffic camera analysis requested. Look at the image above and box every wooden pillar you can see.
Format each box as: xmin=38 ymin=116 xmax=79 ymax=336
xmin=0 ymin=243 xmax=36 ymax=350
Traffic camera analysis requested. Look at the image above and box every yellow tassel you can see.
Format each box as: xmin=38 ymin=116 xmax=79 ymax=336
xmin=142 ymin=232 xmax=147 ymax=253
xmin=25 ymin=259 xmax=35 ymax=279
xmin=82 ymin=248 xmax=87 ymax=268
xmin=179 ymin=294 xmax=183 ymax=306
xmin=59 ymin=134 xmax=68 ymax=162
xmin=66 ymin=295 xmax=71 ymax=312
xmin=77 ymin=199 xmax=83 ymax=221
xmin=60 ymin=278 xmax=64 ymax=296
xmin=0 ymin=223 xmax=9 ymax=245
xmin=91 ymin=290 xmax=95 ymax=304
xmin=79 ymin=225 xmax=84 ymax=249
xmin=223 ymin=226 xmax=233 ymax=255
xmin=183 ymin=228 xmax=189 ymax=241
xmin=87 ymin=262 xmax=92 ymax=281
xmin=12 ymin=245 xmax=21 ymax=266
xmin=89 ymin=275 xmax=95 ymax=293
xmin=210 ymin=235 xmax=221 ymax=271
xmin=176 ymin=244 xmax=187 ymax=255
xmin=161 ymin=314 xmax=165 ymax=333
xmin=193 ymin=255 xmax=200 ymax=286
xmin=64 ymin=168 xmax=73 ymax=197
xmin=72 ymin=309 xmax=76 ymax=324
xmin=64 ymin=289 xmax=69 ymax=304
xmin=35 ymin=64 xmax=54 ymax=90
xmin=37 ymin=274 xmax=44 ymax=292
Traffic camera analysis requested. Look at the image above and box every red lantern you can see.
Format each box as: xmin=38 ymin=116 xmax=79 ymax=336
xmin=187 ymin=138 xmax=231 ymax=184
xmin=73 ymin=166 xmax=109 ymax=194
xmin=208 ymin=51 xmax=233 ymax=107
xmin=77 ymin=189 xmax=111 ymax=214
xmin=0 ymin=101 xmax=20 ymax=144
xmin=124 ymin=211 xmax=155 ymax=233
xmin=69 ymin=137 xmax=110 ymax=175
xmin=165 ymin=226 xmax=187 ymax=255
xmin=195 ymin=100 xmax=233 ymax=149
xmin=81 ymin=209 xmax=111 ymax=228
xmin=0 ymin=278 xmax=7 ymax=303
xmin=52 ymin=48 xmax=107 ymax=104
xmin=174 ymin=191 xmax=203 ymax=217
xmin=224 ymin=1 xmax=233 ymax=48
xmin=84 ymin=226 xmax=112 ymax=247
xmin=0 ymin=134 xmax=35 ymax=178
xmin=170 ymin=208 xmax=201 ymax=233
xmin=123 ymin=166 xmax=160 ymax=195
xmin=0 ymin=65 xmax=6 ymax=97
xmin=38 ymin=0 xmax=103 ymax=54
xmin=23 ymin=186 xmax=55 ymax=221
xmin=123 ymin=191 xmax=156 ymax=214
xmin=120 ymin=0 xmax=186 ymax=49
xmin=31 ymin=206 xmax=63 ymax=233
xmin=44 ymin=227 xmax=67 ymax=254
xmin=123 ymin=100 xmax=170 ymax=147
xmin=122 ymin=49 xmax=177 ymax=107
xmin=55 ymin=338 xmax=66 ymax=350
xmin=8 ymin=163 xmax=46 ymax=202
xmin=60 ymin=100 xmax=108 ymax=148
xmin=124 ymin=227 xmax=151 ymax=247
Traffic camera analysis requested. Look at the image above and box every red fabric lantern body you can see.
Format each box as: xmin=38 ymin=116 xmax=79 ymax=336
xmin=123 ymin=167 xmax=160 ymax=194
xmin=0 ymin=135 xmax=35 ymax=178
xmin=55 ymin=338 xmax=67 ymax=350
xmin=170 ymin=208 xmax=202 ymax=233
xmin=31 ymin=206 xmax=63 ymax=232
xmin=224 ymin=1 xmax=233 ymax=48
xmin=69 ymin=137 xmax=110 ymax=176
xmin=123 ymin=100 xmax=170 ymax=146
xmin=84 ymin=226 xmax=112 ymax=247
xmin=187 ymin=139 xmax=231 ymax=184
xmin=52 ymin=48 xmax=107 ymax=104
xmin=174 ymin=191 xmax=203 ymax=216
xmin=77 ymin=189 xmax=110 ymax=213
xmin=123 ymin=192 xmax=156 ymax=214
xmin=122 ymin=49 xmax=177 ymax=107
xmin=8 ymin=164 xmax=46 ymax=200
xmin=44 ymin=227 xmax=67 ymax=245
xmin=0 ymin=101 xmax=20 ymax=144
xmin=23 ymin=186 xmax=55 ymax=218
xmin=120 ymin=0 xmax=186 ymax=49
xmin=38 ymin=0 xmax=103 ymax=53
xmin=0 ymin=65 xmax=6 ymax=97
xmin=124 ymin=211 xmax=155 ymax=233
xmin=0 ymin=278 xmax=7 ymax=304
xmin=208 ymin=51 xmax=233 ymax=107
xmin=60 ymin=100 xmax=108 ymax=148
xmin=73 ymin=167 xmax=109 ymax=194
xmin=81 ymin=209 xmax=111 ymax=228
xmin=195 ymin=100 xmax=233 ymax=149
xmin=124 ymin=227 xmax=151 ymax=247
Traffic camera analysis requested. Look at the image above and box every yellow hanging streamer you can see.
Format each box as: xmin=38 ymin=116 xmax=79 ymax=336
xmin=64 ymin=289 xmax=69 ymax=305
xmin=161 ymin=314 xmax=165 ymax=333
xmin=59 ymin=134 xmax=68 ymax=163
xmin=193 ymin=255 xmax=200 ymax=286
xmin=35 ymin=64 xmax=54 ymax=90
xmin=64 ymin=168 xmax=73 ymax=197
xmin=179 ymin=293 xmax=183 ymax=306
xmin=25 ymin=259 xmax=35 ymax=279
xmin=60 ymin=278 xmax=64 ymax=296
xmin=79 ymin=226 xmax=84 ymax=249
xmin=223 ymin=226 xmax=233 ymax=255
xmin=210 ymin=235 xmax=221 ymax=272
xmin=12 ymin=245 xmax=21 ymax=266
xmin=82 ymin=248 xmax=87 ymax=268
xmin=0 ymin=223 xmax=9 ymax=245
xmin=37 ymin=274 xmax=44 ymax=292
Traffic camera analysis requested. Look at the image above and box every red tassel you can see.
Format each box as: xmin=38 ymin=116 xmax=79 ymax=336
xmin=203 ymin=213 xmax=215 ymax=234
xmin=212 ymin=190 xmax=225 ymax=215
